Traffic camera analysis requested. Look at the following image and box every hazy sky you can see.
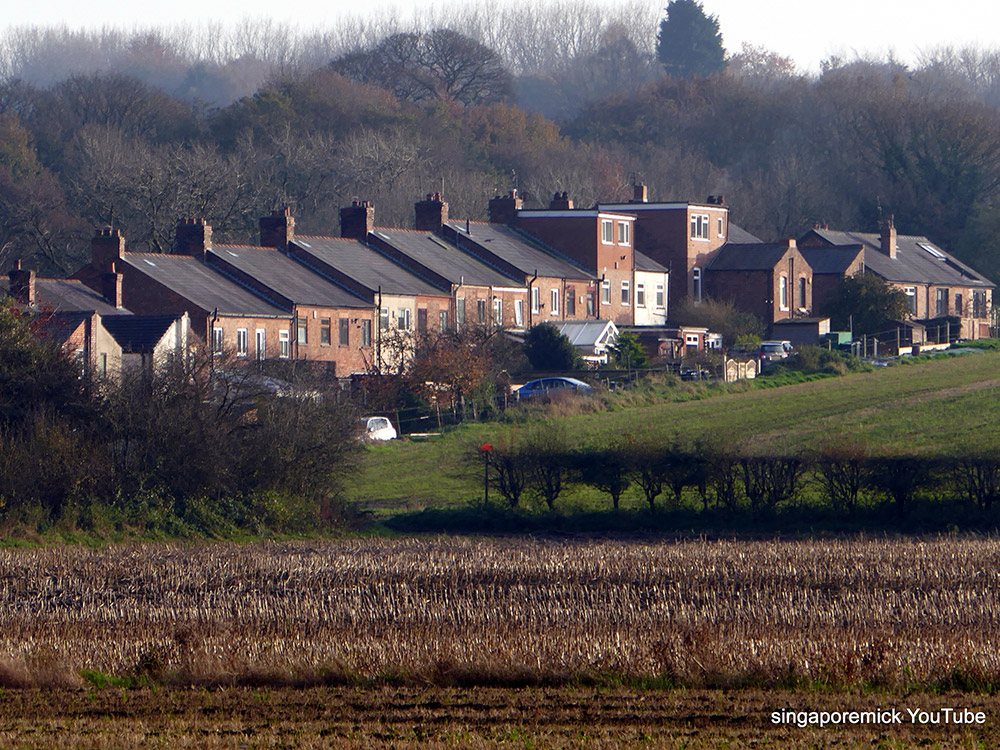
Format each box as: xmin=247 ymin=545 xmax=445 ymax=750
xmin=2 ymin=0 xmax=996 ymax=73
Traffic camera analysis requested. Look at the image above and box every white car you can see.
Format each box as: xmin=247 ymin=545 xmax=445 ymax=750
xmin=360 ymin=416 xmax=397 ymax=441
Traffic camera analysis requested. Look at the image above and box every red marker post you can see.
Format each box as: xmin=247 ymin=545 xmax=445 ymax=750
xmin=480 ymin=443 xmax=493 ymax=504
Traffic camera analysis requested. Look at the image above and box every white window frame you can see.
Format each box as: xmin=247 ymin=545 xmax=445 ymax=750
xmin=685 ymin=333 xmax=700 ymax=346
xmin=279 ymin=330 xmax=290 ymax=359
xmin=904 ymin=286 xmax=917 ymax=315
xmin=236 ymin=328 xmax=248 ymax=358
xmin=492 ymin=297 xmax=503 ymax=325
xmin=601 ymin=279 xmax=611 ymax=305
xmin=601 ymin=219 xmax=614 ymax=244
xmin=531 ymin=286 xmax=540 ymax=314
xmin=717 ymin=217 xmax=725 ymax=237
xmin=255 ymin=329 xmax=266 ymax=361
xmin=690 ymin=214 xmax=709 ymax=240
xmin=779 ymin=276 xmax=789 ymax=311
xmin=514 ymin=299 xmax=524 ymax=327
xmin=621 ymin=280 xmax=630 ymax=305
xmin=550 ymin=289 xmax=559 ymax=315
xmin=297 ymin=317 xmax=308 ymax=345
xmin=655 ymin=284 xmax=665 ymax=309
xmin=636 ymin=283 xmax=646 ymax=308
xmin=617 ymin=221 xmax=630 ymax=245
xmin=212 ymin=327 xmax=224 ymax=354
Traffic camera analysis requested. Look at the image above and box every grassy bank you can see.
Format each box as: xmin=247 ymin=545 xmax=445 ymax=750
xmin=347 ymin=351 xmax=1000 ymax=514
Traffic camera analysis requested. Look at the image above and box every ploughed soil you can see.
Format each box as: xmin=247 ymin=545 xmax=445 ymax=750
xmin=2 ymin=686 xmax=998 ymax=748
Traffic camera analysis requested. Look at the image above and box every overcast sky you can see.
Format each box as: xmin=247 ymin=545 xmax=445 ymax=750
xmin=2 ymin=0 xmax=996 ymax=73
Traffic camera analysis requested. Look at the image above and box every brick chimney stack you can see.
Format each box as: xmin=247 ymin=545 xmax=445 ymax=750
xmin=259 ymin=206 xmax=295 ymax=250
xmin=174 ymin=218 xmax=212 ymax=260
xmin=549 ymin=191 xmax=574 ymax=210
xmin=91 ymin=227 xmax=125 ymax=270
xmin=488 ymin=189 xmax=523 ymax=224
xmin=414 ymin=192 xmax=448 ymax=232
xmin=880 ymin=215 xmax=897 ymax=259
xmin=8 ymin=260 xmax=35 ymax=306
xmin=631 ymin=183 xmax=648 ymax=203
xmin=102 ymin=262 xmax=123 ymax=308
xmin=340 ymin=200 xmax=375 ymax=240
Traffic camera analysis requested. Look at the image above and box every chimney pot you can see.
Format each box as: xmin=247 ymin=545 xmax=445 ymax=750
xmin=173 ymin=218 xmax=212 ymax=260
xmin=415 ymin=193 xmax=448 ymax=233
xmin=260 ymin=206 xmax=295 ymax=249
xmin=91 ymin=226 xmax=125 ymax=269
xmin=880 ymin=215 xmax=897 ymax=259
xmin=341 ymin=200 xmax=375 ymax=239
xmin=490 ymin=191 xmax=523 ymax=224
xmin=8 ymin=262 xmax=36 ymax=306
xmin=101 ymin=262 xmax=123 ymax=308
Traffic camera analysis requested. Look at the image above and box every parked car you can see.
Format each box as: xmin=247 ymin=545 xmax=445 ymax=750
xmin=680 ymin=368 xmax=712 ymax=381
xmin=757 ymin=340 xmax=792 ymax=362
xmin=360 ymin=416 xmax=397 ymax=441
xmin=516 ymin=377 xmax=593 ymax=400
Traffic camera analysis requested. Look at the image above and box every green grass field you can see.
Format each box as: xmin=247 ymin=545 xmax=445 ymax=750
xmin=345 ymin=351 xmax=1000 ymax=515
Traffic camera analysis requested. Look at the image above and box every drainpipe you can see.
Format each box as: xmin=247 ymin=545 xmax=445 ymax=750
xmin=376 ymin=285 xmax=382 ymax=374
xmin=210 ymin=307 xmax=219 ymax=378
xmin=527 ymin=269 xmax=538 ymax=328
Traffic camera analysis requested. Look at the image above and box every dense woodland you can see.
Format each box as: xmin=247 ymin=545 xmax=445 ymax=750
xmin=3 ymin=0 xmax=1000 ymax=286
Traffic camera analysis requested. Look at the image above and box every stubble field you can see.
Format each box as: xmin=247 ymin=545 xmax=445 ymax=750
xmin=1 ymin=536 xmax=1000 ymax=745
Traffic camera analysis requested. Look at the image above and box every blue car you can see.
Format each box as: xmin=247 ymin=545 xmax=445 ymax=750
xmin=516 ymin=377 xmax=593 ymax=400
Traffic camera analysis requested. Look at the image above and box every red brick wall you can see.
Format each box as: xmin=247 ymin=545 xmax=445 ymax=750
xmin=708 ymin=268 xmax=775 ymax=324
xmin=453 ymin=285 xmax=528 ymax=330
xmin=612 ymin=205 xmax=728 ymax=308
xmin=706 ymin=247 xmax=812 ymax=326
xmin=291 ymin=305 xmax=375 ymax=374
xmin=517 ymin=213 xmax=634 ymax=324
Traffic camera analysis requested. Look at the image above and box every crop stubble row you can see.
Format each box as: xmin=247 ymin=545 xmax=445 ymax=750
xmin=0 ymin=536 xmax=997 ymax=687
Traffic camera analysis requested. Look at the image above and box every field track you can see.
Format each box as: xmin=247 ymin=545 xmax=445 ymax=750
xmin=1 ymin=685 xmax=998 ymax=747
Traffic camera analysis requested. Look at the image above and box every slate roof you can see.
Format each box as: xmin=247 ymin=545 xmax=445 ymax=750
xmin=444 ymin=222 xmax=593 ymax=279
xmin=121 ymin=253 xmax=288 ymax=317
xmin=728 ymin=223 xmax=763 ymax=244
xmin=708 ymin=243 xmax=795 ymax=271
xmin=210 ymin=245 xmax=370 ymax=309
xmin=43 ymin=312 xmax=91 ymax=345
xmin=372 ymin=228 xmax=521 ymax=287
xmin=805 ymin=229 xmax=994 ymax=288
xmin=102 ymin=314 xmax=181 ymax=353
xmin=0 ymin=277 xmax=127 ymax=316
xmin=291 ymin=236 xmax=448 ymax=297
xmin=635 ymin=251 xmax=668 ymax=273
xmin=799 ymin=245 xmax=864 ymax=275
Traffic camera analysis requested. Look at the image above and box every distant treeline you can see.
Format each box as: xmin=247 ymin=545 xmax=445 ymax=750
xmin=4 ymin=2 xmax=1000 ymax=289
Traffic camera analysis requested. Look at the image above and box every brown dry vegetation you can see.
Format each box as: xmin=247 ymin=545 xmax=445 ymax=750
xmin=1 ymin=536 xmax=999 ymax=692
